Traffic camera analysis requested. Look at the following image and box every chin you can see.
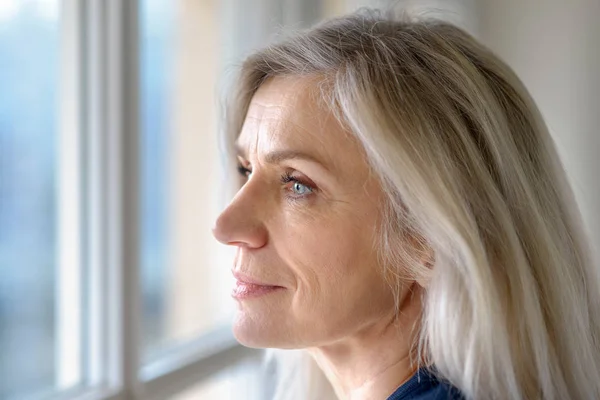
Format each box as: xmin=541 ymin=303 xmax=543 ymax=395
xmin=232 ymin=311 xmax=296 ymax=349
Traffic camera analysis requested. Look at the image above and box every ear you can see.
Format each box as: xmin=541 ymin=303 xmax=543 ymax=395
xmin=415 ymin=260 xmax=434 ymax=288
xmin=408 ymin=234 xmax=435 ymax=288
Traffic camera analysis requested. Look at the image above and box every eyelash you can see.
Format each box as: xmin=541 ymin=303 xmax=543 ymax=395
xmin=235 ymin=163 xmax=316 ymax=199
xmin=237 ymin=164 xmax=251 ymax=177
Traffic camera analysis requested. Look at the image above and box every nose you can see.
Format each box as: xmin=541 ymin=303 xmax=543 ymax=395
xmin=212 ymin=184 xmax=269 ymax=249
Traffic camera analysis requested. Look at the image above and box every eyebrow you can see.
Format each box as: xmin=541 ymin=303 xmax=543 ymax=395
xmin=235 ymin=144 xmax=329 ymax=170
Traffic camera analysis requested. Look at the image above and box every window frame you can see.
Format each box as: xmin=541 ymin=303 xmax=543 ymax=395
xmin=57 ymin=0 xmax=85 ymax=392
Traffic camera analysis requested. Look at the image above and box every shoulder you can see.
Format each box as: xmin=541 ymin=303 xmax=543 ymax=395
xmin=387 ymin=368 xmax=464 ymax=400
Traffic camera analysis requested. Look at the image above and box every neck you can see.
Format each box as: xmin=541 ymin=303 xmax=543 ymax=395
xmin=308 ymin=285 xmax=424 ymax=400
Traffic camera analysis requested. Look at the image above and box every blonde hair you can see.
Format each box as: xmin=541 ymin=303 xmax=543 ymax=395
xmin=224 ymin=9 xmax=600 ymax=400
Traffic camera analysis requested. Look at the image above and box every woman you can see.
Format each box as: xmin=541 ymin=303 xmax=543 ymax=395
xmin=212 ymin=9 xmax=600 ymax=400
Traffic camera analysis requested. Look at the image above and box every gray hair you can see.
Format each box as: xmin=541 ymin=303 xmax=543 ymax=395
xmin=224 ymin=9 xmax=600 ymax=400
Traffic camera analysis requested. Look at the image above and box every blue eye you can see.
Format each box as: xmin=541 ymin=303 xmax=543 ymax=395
xmin=291 ymin=181 xmax=312 ymax=195
xmin=280 ymin=172 xmax=315 ymax=198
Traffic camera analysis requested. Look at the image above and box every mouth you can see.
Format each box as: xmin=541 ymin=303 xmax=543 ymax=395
xmin=231 ymin=271 xmax=285 ymax=300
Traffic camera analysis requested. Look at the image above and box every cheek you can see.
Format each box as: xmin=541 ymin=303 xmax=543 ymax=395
xmin=279 ymin=205 xmax=394 ymax=318
xmin=284 ymin=196 xmax=379 ymax=269
xmin=281 ymin=205 xmax=369 ymax=283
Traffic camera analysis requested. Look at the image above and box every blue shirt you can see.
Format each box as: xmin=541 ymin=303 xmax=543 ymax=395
xmin=387 ymin=368 xmax=464 ymax=400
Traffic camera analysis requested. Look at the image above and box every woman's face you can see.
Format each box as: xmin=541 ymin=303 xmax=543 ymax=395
xmin=213 ymin=76 xmax=397 ymax=349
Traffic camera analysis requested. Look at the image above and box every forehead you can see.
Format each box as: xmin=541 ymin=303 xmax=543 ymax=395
xmin=237 ymin=76 xmax=327 ymax=150
xmin=246 ymin=77 xmax=319 ymax=126
xmin=236 ymin=76 xmax=363 ymax=167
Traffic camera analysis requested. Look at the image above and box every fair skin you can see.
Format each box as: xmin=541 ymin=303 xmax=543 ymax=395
xmin=212 ymin=76 xmax=425 ymax=399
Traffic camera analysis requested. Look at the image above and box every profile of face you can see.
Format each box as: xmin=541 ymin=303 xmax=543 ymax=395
xmin=213 ymin=76 xmax=398 ymax=349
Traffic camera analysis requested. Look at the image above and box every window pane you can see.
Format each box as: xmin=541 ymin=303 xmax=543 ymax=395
xmin=139 ymin=0 xmax=235 ymax=361
xmin=0 ymin=1 xmax=83 ymax=398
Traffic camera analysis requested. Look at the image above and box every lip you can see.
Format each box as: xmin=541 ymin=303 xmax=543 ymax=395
xmin=231 ymin=271 xmax=285 ymax=300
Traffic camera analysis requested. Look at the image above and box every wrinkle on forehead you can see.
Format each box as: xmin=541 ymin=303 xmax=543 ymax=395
xmin=247 ymin=78 xmax=323 ymax=129
xmin=237 ymin=76 xmax=344 ymax=165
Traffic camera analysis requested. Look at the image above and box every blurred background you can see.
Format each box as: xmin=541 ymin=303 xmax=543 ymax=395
xmin=0 ymin=0 xmax=598 ymax=399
